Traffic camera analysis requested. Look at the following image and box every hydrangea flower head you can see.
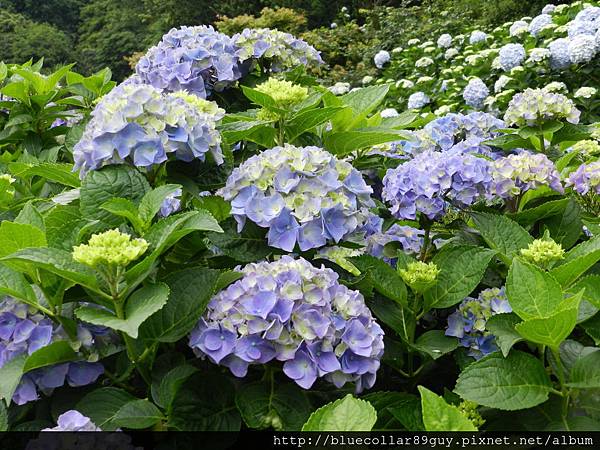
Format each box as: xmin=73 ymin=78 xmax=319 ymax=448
xmin=255 ymin=78 xmax=308 ymax=107
xmin=437 ymin=34 xmax=453 ymax=48
xmin=400 ymin=261 xmax=439 ymax=293
xmin=366 ymin=224 xmax=424 ymax=260
xmin=542 ymin=4 xmax=556 ymax=15
xmin=469 ymin=31 xmax=488 ymax=44
xmin=510 ymin=20 xmax=529 ymax=37
xmin=218 ymin=145 xmax=374 ymax=252
xmin=329 ymin=82 xmax=351 ymax=95
xmin=504 ymin=88 xmax=580 ymax=126
xmin=380 ymin=108 xmax=399 ymax=118
xmin=73 ymin=84 xmax=224 ymax=176
xmin=491 ymin=152 xmax=563 ymax=198
xmin=407 ymin=91 xmax=430 ymax=109
xmin=529 ymin=14 xmax=553 ymax=36
xmin=566 ymin=161 xmax=600 ymax=195
xmin=189 ymin=256 xmax=384 ymax=392
xmin=520 ymin=238 xmax=565 ymax=268
xmin=569 ymin=139 xmax=600 ymax=157
xmin=548 ymin=38 xmax=572 ymax=69
xmin=43 ymin=410 xmax=102 ymax=431
xmin=568 ymin=34 xmax=598 ymax=64
xmin=499 ymin=44 xmax=526 ymax=71
xmin=463 ymin=78 xmax=489 ymax=109
xmin=72 ymin=229 xmax=148 ymax=269
xmin=0 ymin=298 xmax=105 ymax=405
xmin=527 ymin=47 xmax=551 ymax=64
xmin=136 ymin=25 xmax=242 ymax=98
xmin=445 ymin=287 xmax=512 ymax=359
xmin=382 ymin=150 xmax=493 ymax=220
xmin=415 ymin=57 xmax=434 ymax=68
xmin=574 ymin=87 xmax=598 ymax=99
xmin=374 ymin=50 xmax=391 ymax=68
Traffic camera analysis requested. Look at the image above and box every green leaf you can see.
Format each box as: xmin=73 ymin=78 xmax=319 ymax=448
xmin=113 ymin=399 xmax=163 ymax=429
xmin=485 ymin=313 xmax=523 ymax=357
xmin=302 ymin=394 xmax=377 ymax=431
xmin=568 ymin=351 xmax=600 ymax=389
xmin=413 ymin=330 xmax=458 ymax=360
xmin=76 ymin=387 xmax=136 ymax=431
xmin=581 ymin=313 xmax=600 ymax=345
xmin=368 ymin=296 xmax=415 ymax=344
xmin=194 ymin=195 xmax=231 ymax=222
xmin=16 ymin=163 xmax=81 ymax=188
xmin=572 ymin=276 xmax=600 ymax=309
xmin=138 ymin=184 xmax=182 ymax=225
xmin=515 ymin=292 xmax=582 ymax=349
xmin=241 ymin=86 xmax=285 ymax=114
xmin=350 ymin=255 xmax=407 ymax=307
xmin=220 ymin=120 xmax=274 ymax=145
xmin=0 ymin=354 xmax=26 ymax=403
xmin=0 ymin=265 xmax=38 ymax=307
xmin=168 ymin=372 xmax=241 ymax=431
xmin=418 ymin=386 xmax=477 ymax=431
xmin=551 ymin=236 xmax=600 ymax=287
xmin=0 ymin=402 xmax=7 ymax=431
xmin=424 ymin=246 xmax=496 ymax=309
xmin=510 ymin=199 xmax=570 ymax=226
xmin=286 ymin=106 xmax=344 ymax=140
xmin=506 ymin=259 xmax=563 ymax=320
xmin=207 ymin=220 xmax=271 ymax=263
xmin=80 ymin=165 xmax=150 ymax=227
xmin=483 ymin=133 xmax=536 ymax=151
xmin=339 ymin=84 xmax=389 ymax=129
xmin=15 ymin=202 xmax=44 ymax=232
xmin=139 ymin=267 xmax=220 ymax=342
xmin=544 ymin=198 xmax=582 ymax=249
xmin=471 ymin=212 xmax=533 ymax=264
xmin=324 ymin=129 xmax=410 ymax=156
xmin=76 ymin=283 xmax=170 ymax=338
xmin=23 ymin=341 xmax=78 ymax=373
xmin=454 ymin=351 xmax=553 ymax=411
xmin=235 ymin=382 xmax=312 ymax=431
xmin=363 ymin=391 xmax=422 ymax=431
xmin=0 ymin=221 xmax=47 ymax=258
xmin=45 ymin=205 xmax=90 ymax=251
xmin=100 ymin=198 xmax=144 ymax=232
xmin=152 ymin=364 xmax=198 ymax=410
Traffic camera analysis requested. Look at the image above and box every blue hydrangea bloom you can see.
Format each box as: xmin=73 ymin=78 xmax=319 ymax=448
xmin=374 ymin=50 xmax=391 ymax=68
xmin=469 ymin=31 xmax=487 ymax=44
xmin=0 ymin=298 xmax=106 ymax=405
xmin=159 ymin=188 xmax=182 ymax=217
xmin=549 ymin=38 xmax=572 ymax=69
xmin=568 ymin=34 xmax=598 ymax=64
xmin=366 ymin=224 xmax=424 ymax=261
xmin=498 ymin=43 xmax=526 ymax=71
xmin=463 ymin=78 xmax=489 ymax=109
xmin=407 ymin=91 xmax=430 ymax=109
xmin=382 ymin=149 xmax=493 ymax=220
xmin=528 ymin=14 xmax=553 ymax=36
xmin=218 ymin=145 xmax=375 ymax=252
xmin=73 ymin=84 xmax=224 ymax=177
xmin=566 ymin=161 xmax=600 ymax=195
xmin=43 ymin=410 xmax=102 ymax=431
xmin=189 ymin=256 xmax=384 ymax=392
xmin=446 ymin=287 xmax=512 ymax=359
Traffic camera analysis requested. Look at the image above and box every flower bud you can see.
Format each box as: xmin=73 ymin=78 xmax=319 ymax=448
xmin=72 ymin=229 xmax=148 ymax=269
xmin=400 ymin=261 xmax=439 ymax=293
xmin=520 ymin=238 xmax=565 ymax=268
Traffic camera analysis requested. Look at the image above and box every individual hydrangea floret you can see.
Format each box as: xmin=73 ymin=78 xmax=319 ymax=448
xmin=574 ymin=86 xmax=598 ymax=99
xmin=446 ymin=287 xmax=512 ymax=359
xmin=233 ymin=28 xmax=323 ymax=72
xmin=463 ymin=78 xmax=489 ymax=109
xmin=189 ymin=256 xmax=384 ymax=392
xmin=43 ymin=410 xmax=102 ymax=432
xmin=498 ymin=44 xmax=526 ymax=71
xmin=72 ymin=229 xmax=148 ymax=269
xmin=382 ymin=150 xmax=493 ymax=220
xmin=520 ymin=238 xmax=565 ymax=268
xmin=159 ymin=188 xmax=182 ymax=217
xmin=568 ymin=34 xmax=598 ymax=64
xmin=374 ymin=50 xmax=391 ymax=69
xmin=548 ymin=38 xmax=572 ymax=69
xmin=566 ymin=161 xmax=600 ymax=195
xmin=407 ymin=91 xmax=430 ymax=109
xmin=73 ymin=84 xmax=224 ymax=176
xmin=491 ymin=152 xmax=564 ymax=198
xmin=136 ymin=25 xmax=242 ymax=98
xmin=399 ymin=261 xmax=439 ymax=293
xmin=529 ymin=14 xmax=553 ymax=36
xmin=218 ymin=145 xmax=375 ymax=252
xmin=437 ymin=34 xmax=453 ymax=48
xmin=0 ymin=298 xmax=105 ymax=405
xmin=469 ymin=31 xmax=487 ymax=44
xmin=504 ymin=88 xmax=580 ymax=126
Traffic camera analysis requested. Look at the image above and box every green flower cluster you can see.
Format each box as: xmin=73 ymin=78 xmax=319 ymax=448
xmin=73 ymin=229 xmax=149 ymax=269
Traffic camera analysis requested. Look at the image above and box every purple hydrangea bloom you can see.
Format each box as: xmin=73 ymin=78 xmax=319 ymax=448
xmin=366 ymin=224 xmax=424 ymax=260
xmin=504 ymin=88 xmax=580 ymax=127
xmin=566 ymin=161 xmax=600 ymax=195
xmin=407 ymin=91 xmax=430 ymax=110
xmin=136 ymin=26 xmax=243 ymax=98
xmin=218 ymin=145 xmax=375 ymax=251
xmin=445 ymin=287 xmax=511 ymax=359
xmin=463 ymin=78 xmax=489 ymax=109
xmin=73 ymin=84 xmax=224 ymax=177
xmin=0 ymin=298 xmax=106 ymax=405
xmin=382 ymin=150 xmax=493 ymax=220
xmin=42 ymin=410 xmax=101 ymax=431
xmin=159 ymin=188 xmax=182 ymax=217
xmin=189 ymin=256 xmax=384 ymax=392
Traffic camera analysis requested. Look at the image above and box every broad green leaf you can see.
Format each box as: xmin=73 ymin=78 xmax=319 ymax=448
xmin=302 ymin=394 xmax=377 ymax=431
xmin=235 ymin=382 xmax=312 ymax=431
xmin=0 ymin=354 xmax=26 ymax=403
xmin=0 ymin=221 xmax=47 ymax=258
xmin=15 ymin=202 xmax=44 ymax=232
xmin=544 ymin=198 xmax=582 ymax=249
xmin=546 ymin=416 xmax=600 ymax=431
xmin=514 ymin=292 xmax=582 ymax=349
xmin=368 ymin=296 xmax=415 ymax=344
xmin=324 ymin=129 xmax=410 ymax=156
xmin=286 ymin=106 xmax=344 ymax=140
xmin=454 ymin=351 xmax=553 ymax=411
xmin=551 ymin=236 xmax=600 ymax=287
xmin=350 ymin=255 xmax=407 ymax=307
xmin=506 ymin=259 xmax=563 ymax=320
xmin=16 ymin=163 xmax=80 ymax=188
xmin=194 ymin=195 xmax=231 ymax=222
xmin=424 ymin=246 xmax=496 ymax=309
xmin=339 ymin=84 xmax=389 ymax=129
xmin=76 ymin=283 xmax=170 ymax=338
xmin=572 ymin=276 xmax=600 ymax=309
xmin=152 ymin=364 xmax=198 ymax=410
xmin=510 ymin=199 xmax=570 ymax=226
xmin=23 ymin=341 xmax=78 ymax=372
xmin=485 ymin=313 xmax=523 ymax=357
xmin=140 ymin=267 xmax=220 ymax=342
xmin=418 ymin=386 xmax=477 ymax=431
xmin=113 ymin=399 xmax=163 ymax=429
xmin=220 ymin=120 xmax=274 ymax=144
xmin=582 ymin=313 xmax=600 ymax=346
xmin=100 ymin=198 xmax=143 ymax=232
xmin=207 ymin=220 xmax=272 ymax=263
xmin=483 ymin=133 xmax=536 ymax=151
xmin=240 ymin=86 xmax=286 ymax=114
xmin=568 ymin=351 xmax=600 ymax=389
xmin=413 ymin=330 xmax=458 ymax=360
xmin=76 ymin=387 xmax=137 ymax=431
xmin=80 ymin=165 xmax=150 ymax=227
xmin=138 ymin=184 xmax=182 ymax=225
xmin=471 ymin=212 xmax=533 ymax=264
xmin=168 ymin=372 xmax=241 ymax=431
xmin=0 ymin=265 xmax=38 ymax=306
xmin=381 ymin=111 xmax=419 ymax=129
xmin=363 ymin=391 xmax=422 ymax=431
xmin=45 ymin=205 xmax=89 ymax=251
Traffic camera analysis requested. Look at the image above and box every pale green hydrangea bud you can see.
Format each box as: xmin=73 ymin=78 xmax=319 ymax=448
xmin=73 ymin=229 xmax=149 ymax=268
xmin=570 ymin=139 xmax=600 ymax=158
xmin=520 ymin=238 xmax=564 ymax=268
xmin=255 ymin=78 xmax=308 ymax=108
xmin=400 ymin=261 xmax=439 ymax=293
xmin=458 ymin=400 xmax=485 ymax=429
